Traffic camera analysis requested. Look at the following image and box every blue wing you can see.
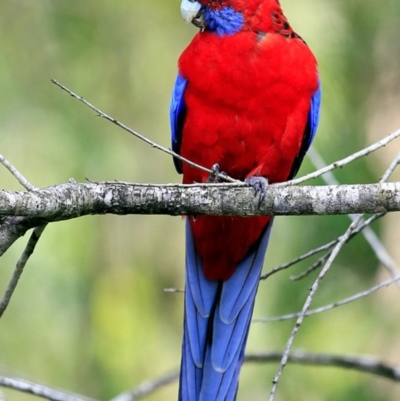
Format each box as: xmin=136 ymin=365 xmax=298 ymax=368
xmin=170 ymin=73 xmax=188 ymax=174
xmin=308 ymin=80 xmax=322 ymax=146
xmin=179 ymin=219 xmax=274 ymax=401
xmin=288 ymin=79 xmax=322 ymax=178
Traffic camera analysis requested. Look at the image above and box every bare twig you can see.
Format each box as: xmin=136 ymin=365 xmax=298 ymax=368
xmin=260 ymin=239 xmax=337 ymax=280
xmin=109 ymin=371 xmax=179 ymax=401
xmin=268 ymin=218 xmax=360 ymax=401
xmin=0 ymin=225 xmax=46 ymax=317
xmin=0 ymin=155 xmax=37 ymax=191
xmin=0 ymin=375 xmax=97 ymax=401
xmin=266 ymin=150 xmax=400 ymax=399
xmin=254 ymin=275 xmax=400 ymax=323
xmin=260 ymin=213 xmax=384 ymax=280
xmin=289 ymin=252 xmax=330 ymax=281
xmin=308 ymin=147 xmax=400 ymax=284
xmin=51 ymin=79 xmax=238 ymax=184
xmin=380 ymin=151 xmax=400 ymax=182
xmin=164 ymin=288 xmax=184 ymax=293
xmin=108 ymin=349 xmax=400 ymax=401
xmin=2 ymin=348 xmax=399 ymax=401
xmin=268 ymin=149 xmax=399 ymax=284
xmin=246 ymin=351 xmax=400 ymax=382
xmin=51 ymin=79 xmax=400 ymax=192
xmin=279 ymin=128 xmax=400 ymax=187
xmin=0 ymin=156 xmax=47 ymax=317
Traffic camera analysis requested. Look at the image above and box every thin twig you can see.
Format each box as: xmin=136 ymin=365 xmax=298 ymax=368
xmin=108 ymin=349 xmax=400 ymax=401
xmin=0 ymin=155 xmax=37 ymax=191
xmin=0 ymin=156 xmax=47 ymax=317
xmin=308 ymin=147 xmax=400 ymax=285
xmin=246 ymin=351 xmax=400 ymax=381
xmin=0 ymin=376 xmax=97 ymax=401
xmin=51 ymin=79 xmax=400 ymax=191
xmin=266 ymin=148 xmax=400 ymax=398
xmin=278 ymin=128 xmax=400 ymax=187
xmin=260 ymin=213 xmax=384 ymax=281
xmin=0 ymin=225 xmax=46 ymax=317
xmin=109 ymin=371 xmax=179 ymax=401
xmin=260 ymin=240 xmax=338 ymax=280
xmin=290 ymin=252 xmax=330 ymax=281
xmin=268 ymin=218 xmax=361 ymax=401
xmin=51 ymin=79 xmax=239 ymax=184
xmin=84 ymin=178 xmax=243 ymax=188
xmin=268 ymin=147 xmax=400 ymax=282
xmin=164 ymin=288 xmax=184 ymax=293
xmin=254 ymin=275 xmax=400 ymax=323
xmin=380 ymin=151 xmax=400 ymax=182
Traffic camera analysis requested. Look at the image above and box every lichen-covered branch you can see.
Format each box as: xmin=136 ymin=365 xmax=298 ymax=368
xmin=0 ymin=181 xmax=398 ymax=256
xmin=0 ymin=182 xmax=399 ymax=219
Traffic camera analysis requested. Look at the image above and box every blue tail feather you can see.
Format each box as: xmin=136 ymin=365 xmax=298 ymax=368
xmin=219 ymin=226 xmax=273 ymax=323
xmin=179 ymin=219 xmax=274 ymax=401
xmin=186 ymin=240 xmax=219 ymax=318
xmin=211 ymin=289 xmax=256 ymax=371
xmin=180 ymin=318 xmax=203 ymax=401
xmin=185 ymin=224 xmax=219 ymax=367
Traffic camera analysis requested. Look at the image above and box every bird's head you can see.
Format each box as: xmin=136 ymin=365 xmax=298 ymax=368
xmin=180 ymin=0 xmax=284 ymax=36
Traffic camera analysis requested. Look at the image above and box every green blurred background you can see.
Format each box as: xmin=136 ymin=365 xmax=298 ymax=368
xmin=0 ymin=0 xmax=400 ymax=400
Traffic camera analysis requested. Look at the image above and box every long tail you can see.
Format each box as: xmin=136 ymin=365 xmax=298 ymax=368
xmin=179 ymin=218 xmax=273 ymax=401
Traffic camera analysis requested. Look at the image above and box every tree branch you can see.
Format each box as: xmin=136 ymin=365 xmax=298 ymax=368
xmin=0 ymin=78 xmax=397 ymax=401
xmin=246 ymin=351 xmax=400 ymax=381
xmin=1 ymin=350 xmax=398 ymax=401
xmin=108 ymin=350 xmax=400 ymax=401
xmin=51 ymin=80 xmax=238 ymax=183
xmin=308 ymin=147 xmax=400 ymax=285
xmin=269 ymin=208 xmax=367 ymax=400
xmin=254 ymin=275 xmax=400 ymax=323
xmin=0 ymin=375 xmax=98 ymax=401
xmin=0 ymin=155 xmax=48 ymax=317
xmin=0 ymin=216 xmax=47 ymax=257
xmin=109 ymin=371 xmax=179 ymax=401
xmin=51 ymin=79 xmax=400 ymax=188
xmin=0 ymin=225 xmax=47 ymax=317
xmin=0 ymin=181 xmax=398 ymax=256
xmin=0 ymin=182 xmax=399 ymax=220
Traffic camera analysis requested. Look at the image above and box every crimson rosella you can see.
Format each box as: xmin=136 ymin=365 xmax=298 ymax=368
xmin=170 ymin=0 xmax=321 ymax=400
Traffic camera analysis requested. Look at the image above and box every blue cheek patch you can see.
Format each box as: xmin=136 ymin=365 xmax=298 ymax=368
xmin=203 ymin=7 xmax=244 ymax=36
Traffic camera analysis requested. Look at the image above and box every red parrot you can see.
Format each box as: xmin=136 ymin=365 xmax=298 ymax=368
xmin=170 ymin=0 xmax=321 ymax=399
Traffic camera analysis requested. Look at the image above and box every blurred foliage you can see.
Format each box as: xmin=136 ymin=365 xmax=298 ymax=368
xmin=0 ymin=0 xmax=399 ymax=400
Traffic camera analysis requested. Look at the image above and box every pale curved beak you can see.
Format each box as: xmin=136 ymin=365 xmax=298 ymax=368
xmin=180 ymin=0 xmax=203 ymax=26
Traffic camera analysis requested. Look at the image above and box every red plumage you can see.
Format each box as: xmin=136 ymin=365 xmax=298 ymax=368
xmin=178 ymin=0 xmax=319 ymax=281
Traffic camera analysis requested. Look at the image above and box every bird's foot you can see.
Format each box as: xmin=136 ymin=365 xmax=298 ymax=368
xmin=245 ymin=176 xmax=269 ymax=208
xmin=206 ymin=163 xmax=229 ymax=183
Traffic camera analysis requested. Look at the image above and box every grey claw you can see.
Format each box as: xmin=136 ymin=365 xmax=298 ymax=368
xmin=207 ymin=163 xmax=228 ymax=183
xmin=245 ymin=176 xmax=269 ymax=207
